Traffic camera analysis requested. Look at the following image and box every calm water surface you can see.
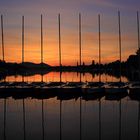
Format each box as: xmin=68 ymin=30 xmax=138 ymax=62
xmin=3 ymin=72 xmax=128 ymax=82
xmin=0 ymin=72 xmax=139 ymax=140
xmin=0 ymin=96 xmax=139 ymax=140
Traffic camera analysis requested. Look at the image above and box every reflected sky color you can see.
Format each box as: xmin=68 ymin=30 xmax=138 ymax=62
xmin=0 ymin=96 xmax=139 ymax=140
xmin=0 ymin=0 xmax=140 ymax=65
xmin=4 ymin=72 xmax=128 ymax=82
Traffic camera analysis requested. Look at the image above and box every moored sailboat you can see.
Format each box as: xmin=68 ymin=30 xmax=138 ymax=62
xmin=129 ymin=11 xmax=140 ymax=96
xmin=82 ymin=14 xmax=105 ymax=96
xmin=105 ymin=11 xmax=128 ymax=95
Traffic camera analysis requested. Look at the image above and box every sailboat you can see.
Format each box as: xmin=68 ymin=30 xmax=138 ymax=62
xmin=13 ymin=16 xmax=34 ymax=91
xmin=20 ymin=16 xmax=30 ymax=88
xmin=31 ymin=15 xmax=48 ymax=88
xmin=83 ymin=14 xmax=105 ymax=95
xmin=62 ymin=13 xmax=84 ymax=95
xmin=129 ymin=11 xmax=140 ymax=94
xmin=10 ymin=16 xmax=26 ymax=88
xmin=105 ymin=11 xmax=128 ymax=95
xmin=42 ymin=14 xmax=66 ymax=94
xmin=0 ymin=15 xmax=9 ymax=88
xmin=0 ymin=15 xmax=16 ymax=91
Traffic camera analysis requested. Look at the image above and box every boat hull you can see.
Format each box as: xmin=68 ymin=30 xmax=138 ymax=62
xmin=129 ymin=88 xmax=140 ymax=94
xmin=82 ymin=87 xmax=105 ymax=94
xmin=105 ymin=87 xmax=128 ymax=94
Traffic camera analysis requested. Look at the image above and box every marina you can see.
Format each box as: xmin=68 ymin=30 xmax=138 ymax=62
xmin=1 ymin=0 xmax=140 ymax=139
xmin=0 ymin=81 xmax=139 ymax=98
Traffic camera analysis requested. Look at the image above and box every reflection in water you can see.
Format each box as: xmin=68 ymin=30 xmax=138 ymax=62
xmin=99 ymin=99 xmax=101 ymax=140
xmin=4 ymin=99 xmax=6 ymax=140
xmin=0 ymin=96 xmax=140 ymax=140
xmin=60 ymin=100 xmax=62 ymax=140
xmin=138 ymin=102 xmax=140 ymax=140
xmin=119 ymin=100 xmax=121 ymax=140
xmin=42 ymin=99 xmax=44 ymax=140
xmin=23 ymin=99 xmax=26 ymax=140
xmin=3 ymin=72 xmax=128 ymax=82
xmin=80 ymin=96 xmax=82 ymax=140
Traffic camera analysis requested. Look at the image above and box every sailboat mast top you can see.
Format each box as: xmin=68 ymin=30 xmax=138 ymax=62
xmin=1 ymin=15 xmax=4 ymax=61
xmin=41 ymin=14 xmax=43 ymax=64
xmin=58 ymin=14 xmax=62 ymax=67
xmin=79 ymin=13 xmax=82 ymax=66
xmin=22 ymin=16 xmax=24 ymax=63
xmin=137 ymin=11 xmax=140 ymax=49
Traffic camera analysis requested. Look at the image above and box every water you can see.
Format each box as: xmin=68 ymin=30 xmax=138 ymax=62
xmin=0 ymin=96 xmax=139 ymax=140
xmin=0 ymin=72 xmax=138 ymax=140
xmin=3 ymin=72 xmax=128 ymax=82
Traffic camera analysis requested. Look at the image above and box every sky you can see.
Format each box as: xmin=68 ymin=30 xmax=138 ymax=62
xmin=0 ymin=0 xmax=140 ymax=66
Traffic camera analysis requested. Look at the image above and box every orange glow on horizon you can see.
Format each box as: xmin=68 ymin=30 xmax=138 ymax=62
xmin=0 ymin=14 xmax=138 ymax=65
xmin=3 ymin=40 xmax=137 ymax=65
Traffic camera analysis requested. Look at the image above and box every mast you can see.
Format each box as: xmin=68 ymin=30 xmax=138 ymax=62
xmin=22 ymin=16 xmax=25 ymax=82
xmin=79 ymin=13 xmax=82 ymax=66
xmin=41 ymin=14 xmax=43 ymax=82
xmin=58 ymin=13 xmax=62 ymax=82
xmin=137 ymin=11 xmax=140 ymax=74
xmin=137 ymin=11 xmax=140 ymax=49
xmin=98 ymin=14 xmax=101 ymax=82
xmin=1 ymin=15 xmax=4 ymax=61
xmin=41 ymin=14 xmax=43 ymax=64
xmin=79 ymin=14 xmax=82 ymax=139
xmin=22 ymin=16 xmax=24 ymax=63
xmin=41 ymin=11 xmax=45 ymax=130
xmin=79 ymin=13 xmax=82 ymax=82
xmin=118 ymin=11 xmax=122 ymax=82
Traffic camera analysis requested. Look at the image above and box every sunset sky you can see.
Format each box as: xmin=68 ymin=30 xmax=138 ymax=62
xmin=0 ymin=0 xmax=140 ymax=66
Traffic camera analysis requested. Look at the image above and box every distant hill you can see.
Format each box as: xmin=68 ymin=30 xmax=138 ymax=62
xmin=0 ymin=61 xmax=52 ymax=76
xmin=0 ymin=48 xmax=140 ymax=81
xmin=20 ymin=62 xmax=51 ymax=68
